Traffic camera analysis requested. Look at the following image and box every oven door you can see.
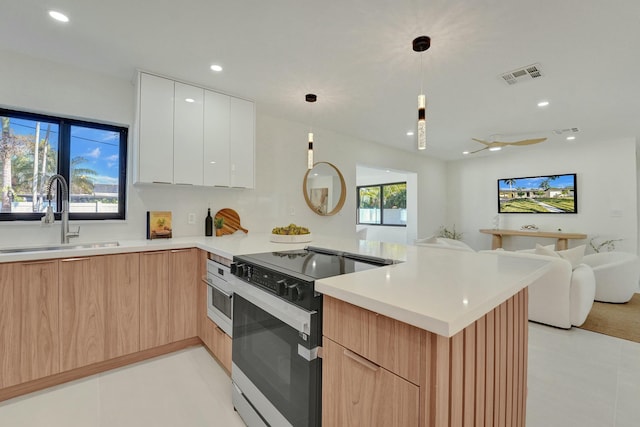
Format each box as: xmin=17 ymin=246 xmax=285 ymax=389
xmin=206 ymin=278 xmax=233 ymax=336
xmin=232 ymin=281 xmax=320 ymax=427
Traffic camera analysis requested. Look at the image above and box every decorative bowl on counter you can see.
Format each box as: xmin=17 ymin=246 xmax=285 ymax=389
xmin=270 ymin=223 xmax=312 ymax=243
xmin=270 ymin=233 xmax=313 ymax=243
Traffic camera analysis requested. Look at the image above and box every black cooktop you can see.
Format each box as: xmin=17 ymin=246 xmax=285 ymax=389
xmin=235 ymin=246 xmax=393 ymax=281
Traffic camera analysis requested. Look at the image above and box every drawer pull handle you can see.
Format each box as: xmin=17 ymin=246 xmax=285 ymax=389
xmin=61 ymin=257 xmax=91 ymax=262
xmin=343 ymin=349 xmax=379 ymax=372
xmin=21 ymin=260 xmax=56 ymax=266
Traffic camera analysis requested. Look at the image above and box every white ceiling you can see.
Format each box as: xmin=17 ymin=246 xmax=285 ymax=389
xmin=3 ymin=0 xmax=640 ymax=160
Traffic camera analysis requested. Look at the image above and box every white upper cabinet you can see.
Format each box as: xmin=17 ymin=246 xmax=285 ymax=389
xmin=174 ymin=83 xmax=204 ymax=185
xmin=203 ymin=90 xmax=230 ymax=187
xmin=136 ymin=71 xmax=255 ymax=188
xmin=137 ymin=73 xmax=174 ymax=184
xmin=229 ymin=97 xmax=255 ymax=188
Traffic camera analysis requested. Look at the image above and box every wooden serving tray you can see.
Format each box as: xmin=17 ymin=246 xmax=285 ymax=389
xmin=214 ymin=208 xmax=248 ymax=235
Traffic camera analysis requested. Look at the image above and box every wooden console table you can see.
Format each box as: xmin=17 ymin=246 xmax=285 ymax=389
xmin=480 ymin=229 xmax=587 ymax=250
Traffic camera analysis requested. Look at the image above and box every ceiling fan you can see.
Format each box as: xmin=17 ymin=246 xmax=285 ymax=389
xmin=467 ymin=137 xmax=547 ymax=154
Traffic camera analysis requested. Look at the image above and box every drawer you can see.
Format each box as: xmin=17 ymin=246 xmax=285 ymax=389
xmin=322 ymin=337 xmax=419 ymax=427
xmin=323 ymin=296 xmax=421 ymax=384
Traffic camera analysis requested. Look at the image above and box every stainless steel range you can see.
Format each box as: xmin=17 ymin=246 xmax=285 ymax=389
xmin=230 ymin=246 xmax=393 ymax=427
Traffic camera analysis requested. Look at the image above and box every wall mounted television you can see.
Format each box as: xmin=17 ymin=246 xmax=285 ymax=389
xmin=497 ymin=173 xmax=577 ymax=214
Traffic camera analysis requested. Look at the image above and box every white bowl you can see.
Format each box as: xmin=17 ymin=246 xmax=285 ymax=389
xmin=270 ymin=233 xmax=312 ymax=243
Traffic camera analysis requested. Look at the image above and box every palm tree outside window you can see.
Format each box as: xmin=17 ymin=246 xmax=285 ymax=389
xmin=0 ymin=108 xmax=127 ymax=221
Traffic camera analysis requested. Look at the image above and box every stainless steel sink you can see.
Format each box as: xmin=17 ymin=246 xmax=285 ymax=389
xmin=0 ymin=241 xmax=120 ymax=254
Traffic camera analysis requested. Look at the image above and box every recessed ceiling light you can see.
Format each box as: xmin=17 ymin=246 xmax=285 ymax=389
xmin=386 ymin=170 xmax=391 ymax=173
xmin=210 ymin=64 xmax=223 ymax=72
xmin=537 ymin=100 xmax=549 ymax=107
xmin=185 ymin=98 xmax=195 ymax=103
xmin=489 ymin=147 xmax=502 ymax=152
xmin=462 ymin=151 xmax=470 ymax=155
xmin=406 ymin=131 xmax=414 ymax=136
xmin=48 ymin=10 xmax=69 ymax=22
xmin=566 ymin=136 xmax=576 ymax=141
xmin=210 ymin=161 xmax=216 ymax=164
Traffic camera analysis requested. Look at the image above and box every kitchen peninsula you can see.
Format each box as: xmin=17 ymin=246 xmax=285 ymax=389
xmin=0 ymin=233 xmax=550 ymax=427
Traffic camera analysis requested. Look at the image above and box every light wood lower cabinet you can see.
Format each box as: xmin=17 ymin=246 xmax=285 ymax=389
xmin=323 ymin=291 xmax=529 ymax=427
xmin=59 ymin=254 xmax=140 ymax=371
xmin=140 ymin=251 xmax=170 ymax=350
xmin=200 ymin=315 xmax=232 ymax=373
xmin=104 ymin=254 xmax=140 ymax=359
xmin=0 ymin=260 xmax=59 ymax=388
xmin=168 ymin=248 xmax=199 ymax=342
xmin=322 ymin=337 xmax=419 ymax=427
xmin=0 ymin=248 xmax=203 ymax=400
xmin=140 ymin=249 xmax=198 ymax=350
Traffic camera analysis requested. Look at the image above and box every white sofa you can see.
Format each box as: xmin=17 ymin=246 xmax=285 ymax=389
xmin=581 ymin=252 xmax=640 ymax=303
xmin=480 ymin=250 xmax=596 ymax=329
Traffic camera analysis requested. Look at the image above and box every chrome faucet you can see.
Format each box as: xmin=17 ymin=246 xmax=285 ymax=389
xmin=43 ymin=174 xmax=80 ymax=244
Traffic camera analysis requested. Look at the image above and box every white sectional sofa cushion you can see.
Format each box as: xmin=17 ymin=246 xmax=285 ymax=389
xmin=480 ymin=250 xmax=595 ymax=328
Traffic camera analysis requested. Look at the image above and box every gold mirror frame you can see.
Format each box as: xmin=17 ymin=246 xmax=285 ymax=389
xmin=303 ymin=162 xmax=347 ymax=216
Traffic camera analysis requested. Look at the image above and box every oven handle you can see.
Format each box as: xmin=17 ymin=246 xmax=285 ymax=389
xmin=206 ymin=279 xmax=233 ymax=299
xmin=232 ymin=278 xmax=316 ymax=336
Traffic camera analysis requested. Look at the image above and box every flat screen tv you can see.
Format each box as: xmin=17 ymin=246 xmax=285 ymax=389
xmin=498 ymin=173 xmax=577 ymax=214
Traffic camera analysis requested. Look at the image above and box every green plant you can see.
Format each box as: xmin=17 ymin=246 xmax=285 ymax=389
xmin=589 ymin=237 xmax=622 ymax=253
xmin=437 ymin=224 xmax=463 ymax=240
xmin=214 ymin=217 xmax=224 ymax=229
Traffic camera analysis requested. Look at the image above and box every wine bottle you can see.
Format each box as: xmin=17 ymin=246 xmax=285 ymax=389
xmin=205 ymin=208 xmax=213 ymax=236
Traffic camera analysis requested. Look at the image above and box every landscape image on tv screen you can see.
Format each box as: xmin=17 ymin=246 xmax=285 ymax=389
xmin=498 ymin=173 xmax=577 ymax=214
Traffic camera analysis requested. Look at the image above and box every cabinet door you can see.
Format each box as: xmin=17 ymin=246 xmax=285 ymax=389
xmin=229 ymin=97 xmax=255 ymax=188
xmin=174 ymin=82 xmax=204 ymax=185
xmin=215 ymin=325 xmax=232 ymax=373
xmin=169 ymin=248 xmax=199 ymax=342
xmin=203 ymin=90 xmax=230 ymax=186
xmin=59 ymin=257 xmax=105 ymax=371
xmin=322 ymin=337 xmax=419 ymax=427
xmin=138 ymin=73 xmax=174 ymax=184
xmin=104 ymin=253 xmax=140 ymax=359
xmin=0 ymin=260 xmax=59 ymax=388
xmin=140 ymin=251 xmax=170 ymax=350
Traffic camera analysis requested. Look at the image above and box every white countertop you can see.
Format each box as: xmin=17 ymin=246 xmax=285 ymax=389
xmin=0 ymin=233 xmax=550 ymax=337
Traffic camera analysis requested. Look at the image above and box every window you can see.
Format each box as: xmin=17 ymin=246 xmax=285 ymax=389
xmin=0 ymin=108 xmax=127 ymax=221
xmin=357 ymin=182 xmax=407 ymax=226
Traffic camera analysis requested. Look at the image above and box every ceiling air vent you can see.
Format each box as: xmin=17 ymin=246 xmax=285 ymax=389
xmin=500 ymin=63 xmax=544 ymax=85
xmin=552 ymin=127 xmax=580 ymax=135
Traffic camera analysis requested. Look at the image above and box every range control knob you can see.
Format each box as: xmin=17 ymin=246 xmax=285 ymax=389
xmin=235 ymin=264 xmax=246 ymax=278
xmin=287 ymin=283 xmax=304 ymax=301
xmin=276 ymin=279 xmax=288 ymax=296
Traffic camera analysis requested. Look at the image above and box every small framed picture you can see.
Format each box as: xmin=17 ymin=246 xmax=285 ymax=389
xmin=147 ymin=211 xmax=172 ymax=239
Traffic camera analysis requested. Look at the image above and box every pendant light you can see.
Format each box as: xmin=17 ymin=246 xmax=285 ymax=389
xmin=413 ymin=36 xmax=431 ymax=150
xmin=306 ymin=93 xmax=317 ymax=169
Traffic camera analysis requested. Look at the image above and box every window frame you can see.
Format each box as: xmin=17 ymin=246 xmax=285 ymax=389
xmin=0 ymin=108 xmax=128 ymax=221
xmin=356 ymin=181 xmax=407 ymax=227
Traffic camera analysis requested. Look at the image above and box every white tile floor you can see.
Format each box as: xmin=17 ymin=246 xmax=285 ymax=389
xmin=0 ymin=325 xmax=638 ymax=427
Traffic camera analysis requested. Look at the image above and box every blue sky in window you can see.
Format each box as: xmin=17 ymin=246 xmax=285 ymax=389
xmin=498 ymin=174 xmax=575 ymax=190
xmin=8 ymin=118 xmax=119 ymax=185
xmin=8 ymin=118 xmax=59 ymax=152
xmin=70 ymin=126 xmax=120 ymax=185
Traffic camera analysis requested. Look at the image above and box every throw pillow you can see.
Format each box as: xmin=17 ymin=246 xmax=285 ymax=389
xmin=557 ymin=244 xmax=586 ymax=269
xmin=534 ymin=243 xmax=561 ymax=259
xmin=415 ymin=236 xmax=439 ymax=244
xmin=518 ymin=244 xmax=555 ymax=254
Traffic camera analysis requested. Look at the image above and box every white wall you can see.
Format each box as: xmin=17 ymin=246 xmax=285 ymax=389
xmin=0 ymin=50 xmax=448 ymax=247
xmin=447 ymin=140 xmax=638 ymax=253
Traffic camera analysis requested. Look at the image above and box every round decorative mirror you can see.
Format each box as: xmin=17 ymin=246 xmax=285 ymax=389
xmin=303 ymin=162 xmax=346 ymax=216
